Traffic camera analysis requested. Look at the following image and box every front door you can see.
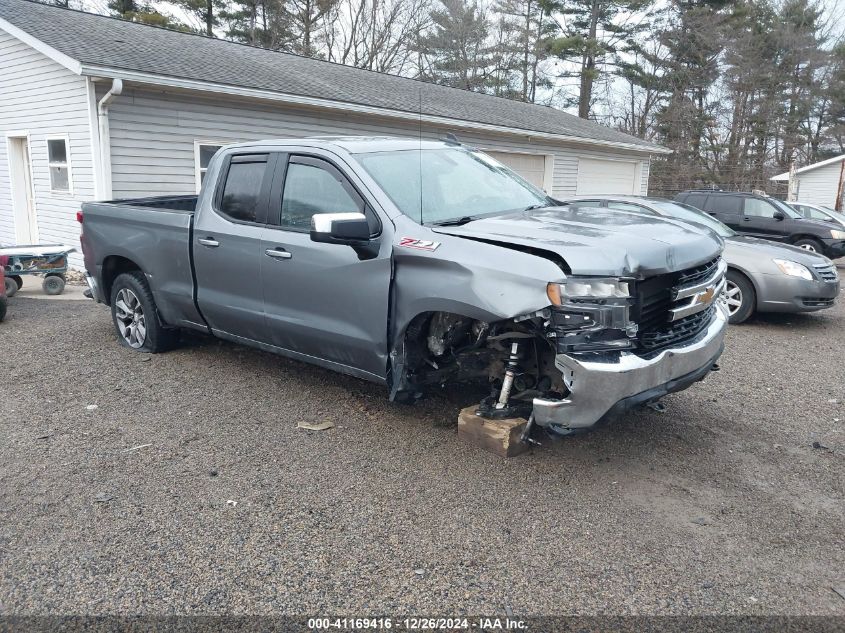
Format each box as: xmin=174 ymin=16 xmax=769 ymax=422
xmin=7 ymin=136 xmax=38 ymax=244
xmin=740 ymin=198 xmax=787 ymax=241
xmin=194 ymin=152 xmax=276 ymax=341
xmin=260 ymin=153 xmax=392 ymax=380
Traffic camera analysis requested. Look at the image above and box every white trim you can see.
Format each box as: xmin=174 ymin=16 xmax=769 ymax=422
xmin=85 ymin=77 xmax=106 ymax=199
xmin=193 ymin=140 xmax=228 ymax=194
xmin=79 ymin=64 xmax=670 ymax=155
xmin=771 ymin=154 xmax=845 ymax=181
xmin=0 ymin=17 xmax=83 ymax=74
xmin=4 ymin=131 xmax=39 ymax=243
xmin=45 ymin=134 xmax=74 ymax=196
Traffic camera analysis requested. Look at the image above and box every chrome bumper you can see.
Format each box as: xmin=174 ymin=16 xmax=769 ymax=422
xmin=84 ymin=273 xmax=102 ymax=303
xmin=533 ymin=303 xmax=729 ymax=429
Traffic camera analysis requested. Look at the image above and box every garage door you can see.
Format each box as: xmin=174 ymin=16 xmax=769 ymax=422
xmin=485 ymin=151 xmax=546 ymax=190
xmin=576 ymin=158 xmax=639 ymax=195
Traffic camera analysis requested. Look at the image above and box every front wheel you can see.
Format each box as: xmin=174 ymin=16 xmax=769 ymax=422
xmin=42 ymin=274 xmax=65 ymax=296
xmin=110 ymin=271 xmax=177 ymax=353
xmin=3 ymin=277 xmax=17 ymax=298
xmin=724 ymin=271 xmax=756 ymax=324
xmin=0 ymin=296 xmax=6 ymax=322
xmin=793 ymin=238 xmax=823 ymax=253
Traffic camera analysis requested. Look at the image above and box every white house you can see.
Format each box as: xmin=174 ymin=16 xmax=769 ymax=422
xmin=0 ymin=0 xmax=668 ymax=265
xmin=771 ymin=154 xmax=845 ymax=210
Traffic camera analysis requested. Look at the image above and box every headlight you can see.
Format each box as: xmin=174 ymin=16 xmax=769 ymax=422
xmin=546 ymin=278 xmax=631 ymax=305
xmin=774 ymin=259 xmax=813 ymax=280
xmin=831 ymin=229 xmax=845 ymax=239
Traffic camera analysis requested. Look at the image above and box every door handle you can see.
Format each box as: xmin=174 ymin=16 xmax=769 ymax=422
xmin=742 ymin=217 xmax=752 ymax=222
xmin=198 ymin=237 xmax=220 ymax=247
xmin=265 ymin=248 xmax=292 ymax=260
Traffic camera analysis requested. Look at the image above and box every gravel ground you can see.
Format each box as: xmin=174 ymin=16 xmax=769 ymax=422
xmin=0 ymin=290 xmax=843 ymax=617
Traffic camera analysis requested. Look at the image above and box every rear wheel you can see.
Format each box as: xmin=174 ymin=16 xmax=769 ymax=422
xmin=0 ymin=296 xmax=6 ymax=322
xmin=3 ymin=277 xmax=17 ymax=298
xmin=109 ymin=271 xmax=177 ymax=353
xmin=793 ymin=238 xmax=823 ymax=253
xmin=724 ymin=270 xmax=755 ymax=324
xmin=10 ymin=275 xmax=22 ymax=290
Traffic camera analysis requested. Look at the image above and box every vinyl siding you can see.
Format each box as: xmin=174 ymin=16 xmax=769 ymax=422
xmin=795 ymin=163 xmax=843 ymax=208
xmin=0 ymin=31 xmax=93 ymax=265
xmin=104 ymin=87 xmax=653 ymax=199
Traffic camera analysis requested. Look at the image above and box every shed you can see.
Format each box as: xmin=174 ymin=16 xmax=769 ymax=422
xmin=0 ymin=0 xmax=668 ymax=262
xmin=771 ymin=155 xmax=845 ymax=210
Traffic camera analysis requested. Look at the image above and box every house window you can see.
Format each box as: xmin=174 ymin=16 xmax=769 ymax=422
xmin=47 ymin=136 xmax=73 ymax=194
xmin=195 ymin=142 xmax=224 ymax=192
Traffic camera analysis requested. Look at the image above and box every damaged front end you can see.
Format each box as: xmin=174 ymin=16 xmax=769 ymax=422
xmin=390 ymin=258 xmax=728 ymax=436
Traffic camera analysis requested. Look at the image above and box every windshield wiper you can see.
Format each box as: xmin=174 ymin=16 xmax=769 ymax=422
xmin=524 ymin=203 xmax=548 ymax=211
xmin=431 ymin=216 xmax=477 ymax=226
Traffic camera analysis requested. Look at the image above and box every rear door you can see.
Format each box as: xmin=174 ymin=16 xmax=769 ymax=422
xmin=193 ymin=152 xmax=276 ymax=341
xmin=259 ymin=152 xmax=392 ymax=380
xmin=703 ymin=194 xmax=742 ymax=230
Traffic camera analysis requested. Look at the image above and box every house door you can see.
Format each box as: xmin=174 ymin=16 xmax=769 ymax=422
xmin=7 ymin=136 xmax=38 ymax=244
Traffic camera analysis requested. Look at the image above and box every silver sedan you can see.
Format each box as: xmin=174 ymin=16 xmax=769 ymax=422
xmin=556 ymin=196 xmax=841 ymax=324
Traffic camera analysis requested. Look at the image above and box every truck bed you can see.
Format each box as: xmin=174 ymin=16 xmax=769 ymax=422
xmin=81 ymin=196 xmax=203 ymax=328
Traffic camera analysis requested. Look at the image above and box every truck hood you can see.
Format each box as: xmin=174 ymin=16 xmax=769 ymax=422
xmin=431 ymin=207 xmax=723 ymax=277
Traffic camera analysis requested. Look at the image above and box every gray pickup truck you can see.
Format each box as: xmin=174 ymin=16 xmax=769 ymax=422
xmin=81 ymin=137 xmax=729 ymax=434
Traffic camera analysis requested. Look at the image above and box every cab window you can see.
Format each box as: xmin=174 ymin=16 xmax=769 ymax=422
xmin=743 ymin=198 xmax=778 ymax=218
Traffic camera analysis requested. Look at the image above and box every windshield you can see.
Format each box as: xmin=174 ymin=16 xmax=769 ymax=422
xmin=651 ymin=200 xmax=735 ymax=238
xmin=355 ymin=147 xmax=549 ymax=224
xmin=768 ymin=198 xmax=802 ymax=219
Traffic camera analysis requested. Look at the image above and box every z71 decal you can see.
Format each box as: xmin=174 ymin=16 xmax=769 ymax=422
xmin=398 ymin=237 xmax=441 ymax=251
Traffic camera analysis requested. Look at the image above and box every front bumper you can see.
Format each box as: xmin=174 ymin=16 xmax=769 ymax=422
xmin=533 ymin=304 xmax=728 ymax=430
xmin=821 ymin=239 xmax=845 ymax=259
xmin=756 ymin=273 xmax=839 ymax=313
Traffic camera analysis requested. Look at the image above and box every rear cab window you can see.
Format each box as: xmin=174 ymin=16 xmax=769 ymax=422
xmin=215 ymin=154 xmax=272 ymax=224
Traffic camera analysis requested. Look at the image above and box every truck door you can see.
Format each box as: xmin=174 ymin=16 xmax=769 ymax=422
xmin=193 ymin=152 xmax=276 ymax=341
xmin=260 ymin=153 xmax=392 ymax=381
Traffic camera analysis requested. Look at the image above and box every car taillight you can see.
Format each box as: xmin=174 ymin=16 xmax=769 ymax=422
xmin=76 ymin=211 xmax=83 ymax=223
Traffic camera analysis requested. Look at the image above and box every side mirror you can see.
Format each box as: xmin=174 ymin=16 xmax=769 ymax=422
xmin=773 ymin=211 xmax=785 ymax=221
xmin=310 ymin=212 xmax=370 ymax=244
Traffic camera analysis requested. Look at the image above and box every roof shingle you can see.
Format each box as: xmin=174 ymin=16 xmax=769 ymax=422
xmin=0 ymin=0 xmax=664 ymax=152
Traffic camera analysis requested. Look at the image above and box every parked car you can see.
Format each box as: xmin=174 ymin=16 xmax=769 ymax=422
xmin=81 ymin=137 xmax=728 ymax=436
xmin=0 ymin=255 xmax=7 ymax=322
xmin=675 ymin=190 xmax=845 ymax=258
xmin=789 ymin=202 xmax=845 ymax=228
xmin=558 ymin=196 xmax=840 ymax=324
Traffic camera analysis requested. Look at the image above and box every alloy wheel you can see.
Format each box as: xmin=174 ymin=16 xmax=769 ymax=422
xmin=114 ymin=288 xmax=146 ymax=348
xmin=799 ymin=243 xmax=818 ymax=252
xmin=724 ymin=280 xmax=743 ymax=316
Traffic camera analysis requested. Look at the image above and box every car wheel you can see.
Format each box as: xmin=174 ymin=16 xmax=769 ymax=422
xmin=3 ymin=277 xmax=17 ymax=298
xmin=42 ymin=274 xmax=66 ymax=296
xmin=793 ymin=238 xmax=823 ymax=253
xmin=10 ymin=275 xmax=23 ymax=290
xmin=724 ymin=271 xmax=756 ymax=324
xmin=110 ymin=271 xmax=178 ymax=353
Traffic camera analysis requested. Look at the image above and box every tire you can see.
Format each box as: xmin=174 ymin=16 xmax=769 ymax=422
xmin=10 ymin=275 xmax=22 ymax=290
xmin=42 ymin=274 xmax=65 ymax=296
xmin=4 ymin=277 xmax=17 ymax=298
xmin=109 ymin=271 xmax=178 ymax=353
xmin=793 ymin=238 xmax=823 ymax=254
xmin=0 ymin=296 xmax=6 ymax=322
xmin=724 ymin=270 xmax=756 ymax=324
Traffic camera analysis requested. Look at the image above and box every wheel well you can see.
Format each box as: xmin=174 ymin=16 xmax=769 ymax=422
xmin=790 ymin=234 xmax=822 ymax=245
xmin=101 ymin=256 xmax=142 ymax=305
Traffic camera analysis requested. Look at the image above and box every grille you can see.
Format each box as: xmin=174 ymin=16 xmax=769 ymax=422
xmin=813 ymin=263 xmax=839 ymax=283
xmin=639 ymin=306 xmax=714 ymax=352
xmin=634 ymin=258 xmax=722 ymax=352
xmin=675 ymin=257 xmax=720 ymax=287
xmin=801 ymin=297 xmax=835 ymax=308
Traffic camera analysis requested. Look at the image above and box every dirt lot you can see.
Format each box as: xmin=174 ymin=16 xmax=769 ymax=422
xmin=0 ymin=289 xmax=843 ymax=616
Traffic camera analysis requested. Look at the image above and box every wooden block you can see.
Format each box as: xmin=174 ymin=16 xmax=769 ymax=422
xmin=457 ymin=405 xmax=528 ymax=458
